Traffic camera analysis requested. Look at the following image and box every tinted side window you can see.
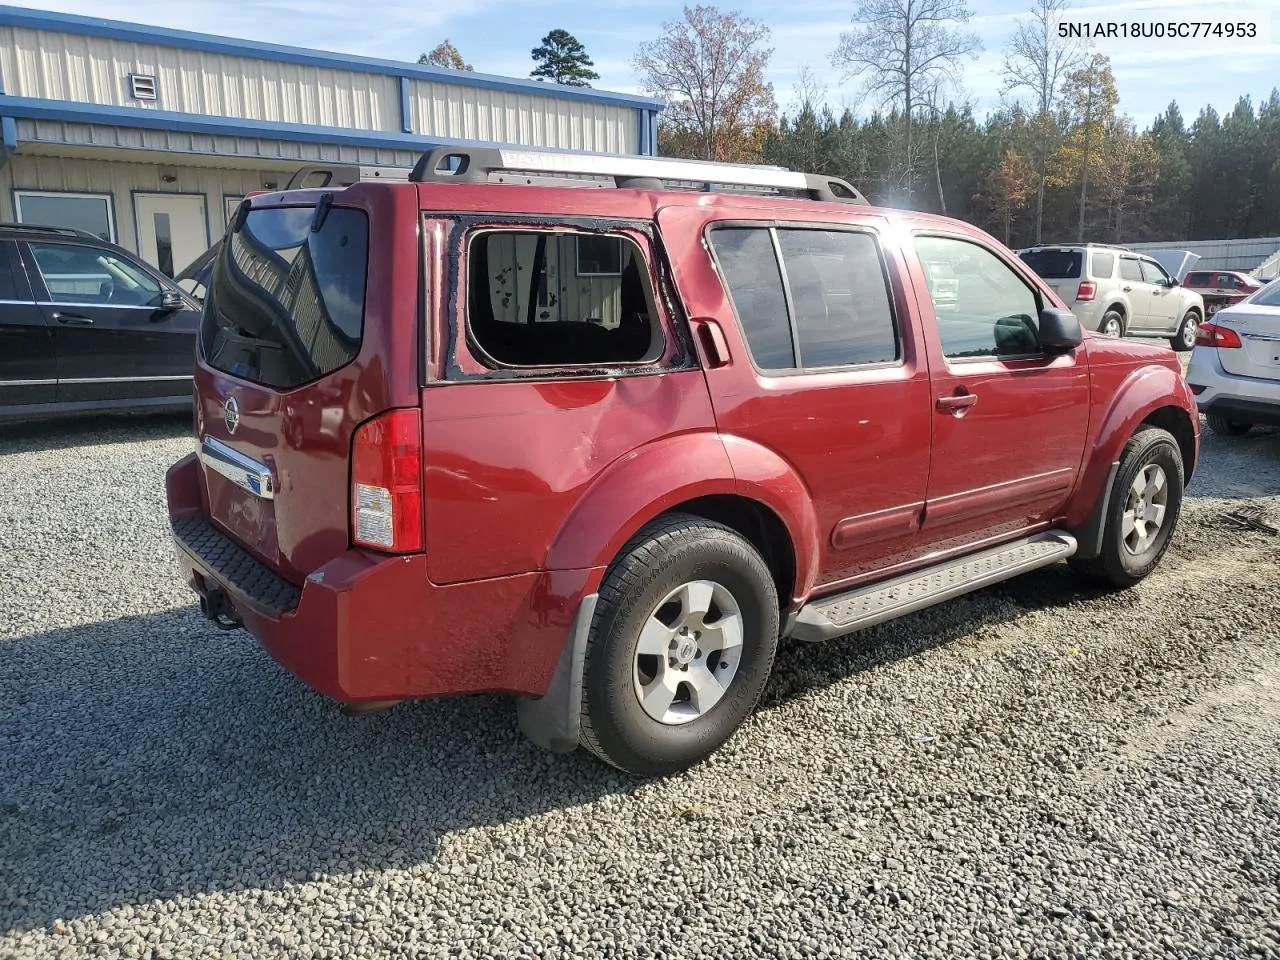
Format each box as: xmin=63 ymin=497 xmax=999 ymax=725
xmin=914 ymin=235 xmax=1041 ymax=359
xmin=1185 ymin=272 xmax=1211 ymax=285
xmin=710 ymin=228 xmax=794 ymax=369
xmin=776 ymin=229 xmax=897 ymax=367
xmin=1139 ymin=260 xmax=1169 ymax=284
xmin=1119 ymin=258 xmax=1144 ymax=282
xmin=0 ymin=243 xmax=22 ymax=300
xmin=1090 ymin=252 xmax=1115 ymax=279
xmin=28 ymin=242 xmax=163 ymax=307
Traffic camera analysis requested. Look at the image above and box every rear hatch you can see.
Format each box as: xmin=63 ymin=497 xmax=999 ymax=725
xmin=1018 ymin=248 xmax=1083 ymax=302
xmin=1213 ymin=288 xmax=1280 ymax=382
xmin=194 ymin=190 xmax=419 ymax=583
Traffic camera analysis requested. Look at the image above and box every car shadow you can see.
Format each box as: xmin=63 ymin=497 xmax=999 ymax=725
xmin=0 ymin=412 xmax=192 ymax=456
xmin=0 ymin=605 xmax=628 ymax=933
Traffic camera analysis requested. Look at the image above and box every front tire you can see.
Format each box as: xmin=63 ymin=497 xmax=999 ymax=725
xmin=1206 ymin=413 xmax=1252 ymax=437
xmin=1171 ymin=310 xmax=1200 ymax=351
xmin=1070 ymin=427 xmax=1184 ymax=589
xmin=580 ymin=513 xmax=779 ymax=776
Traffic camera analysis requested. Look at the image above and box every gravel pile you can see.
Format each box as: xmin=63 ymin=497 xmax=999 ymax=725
xmin=1 ymin=415 xmax=1278 ymax=960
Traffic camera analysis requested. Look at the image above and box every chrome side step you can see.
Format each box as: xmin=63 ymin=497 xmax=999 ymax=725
xmin=790 ymin=531 xmax=1078 ymax=643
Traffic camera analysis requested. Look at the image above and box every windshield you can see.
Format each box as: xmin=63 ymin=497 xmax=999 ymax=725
xmin=1018 ymin=250 xmax=1082 ymax=279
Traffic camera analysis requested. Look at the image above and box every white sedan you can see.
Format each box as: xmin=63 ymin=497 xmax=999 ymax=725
xmin=1186 ymin=278 xmax=1280 ymax=436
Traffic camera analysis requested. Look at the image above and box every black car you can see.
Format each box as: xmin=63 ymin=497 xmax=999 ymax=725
xmin=0 ymin=223 xmax=202 ymax=422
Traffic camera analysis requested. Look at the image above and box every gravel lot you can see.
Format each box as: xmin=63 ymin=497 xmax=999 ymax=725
xmin=1 ymin=413 xmax=1278 ymax=960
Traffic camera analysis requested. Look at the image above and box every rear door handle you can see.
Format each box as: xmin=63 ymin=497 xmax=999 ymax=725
xmin=1121 ymin=285 xmax=1132 ymax=292
xmin=936 ymin=393 xmax=978 ymax=413
xmin=53 ymin=312 xmax=94 ymax=325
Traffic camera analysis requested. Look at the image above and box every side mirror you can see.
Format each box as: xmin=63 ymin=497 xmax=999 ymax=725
xmin=1166 ymin=277 xmax=1180 ymax=287
xmin=161 ymin=289 xmax=186 ymax=312
xmin=1038 ymin=307 xmax=1082 ymax=351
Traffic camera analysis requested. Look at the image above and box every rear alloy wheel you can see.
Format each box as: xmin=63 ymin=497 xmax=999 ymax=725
xmin=580 ymin=513 xmax=779 ymax=776
xmin=1171 ymin=310 xmax=1200 ymax=351
xmin=1070 ymin=426 xmax=1184 ymax=588
xmin=1206 ymin=413 xmax=1252 ymax=437
xmin=1100 ymin=310 xmax=1125 ymax=338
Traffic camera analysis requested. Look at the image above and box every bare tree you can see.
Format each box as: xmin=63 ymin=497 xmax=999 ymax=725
xmin=633 ymin=5 xmax=777 ymax=163
xmin=1001 ymin=0 xmax=1086 ymax=241
xmin=831 ymin=0 xmax=980 ymax=203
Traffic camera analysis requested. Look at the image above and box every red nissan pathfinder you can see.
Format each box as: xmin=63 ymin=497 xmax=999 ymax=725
xmin=166 ymin=147 xmax=1199 ymax=775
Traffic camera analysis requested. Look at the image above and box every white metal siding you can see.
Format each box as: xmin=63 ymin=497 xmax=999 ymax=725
xmin=483 ymin=233 xmax=627 ymax=327
xmin=0 ymin=27 xmax=400 ymax=130
xmin=1126 ymin=237 xmax=1280 ymax=272
xmin=0 ymin=154 xmax=278 ymax=254
xmin=411 ymin=81 xmax=638 ymax=154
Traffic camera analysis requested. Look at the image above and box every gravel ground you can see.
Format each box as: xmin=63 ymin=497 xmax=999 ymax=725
xmin=1 ymin=413 xmax=1278 ymax=960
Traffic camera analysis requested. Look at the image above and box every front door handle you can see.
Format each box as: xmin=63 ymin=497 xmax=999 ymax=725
xmin=53 ymin=312 xmax=94 ymax=325
xmin=1121 ymin=285 xmax=1132 ymax=292
xmin=936 ymin=393 xmax=978 ymax=414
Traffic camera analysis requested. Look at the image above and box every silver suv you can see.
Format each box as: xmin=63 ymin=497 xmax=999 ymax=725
xmin=1018 ymin=244 xmax=1205 ymax=351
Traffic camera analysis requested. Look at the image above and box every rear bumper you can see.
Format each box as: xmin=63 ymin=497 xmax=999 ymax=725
xmin=166 ymin=453 xmax=603 ymax=703
xmin=1187 ymin=348 xmax=1280 ymax=425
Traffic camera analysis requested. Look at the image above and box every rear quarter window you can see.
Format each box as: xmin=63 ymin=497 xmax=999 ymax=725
xmin=1089 ymin=252 xmax=1115 ymax=279
xmin=201 ymin=206 xmax=368 ymax=389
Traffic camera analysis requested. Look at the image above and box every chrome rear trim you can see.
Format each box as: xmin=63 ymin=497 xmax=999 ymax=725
xmin=200 ymin=436 xmax=275 ymax=501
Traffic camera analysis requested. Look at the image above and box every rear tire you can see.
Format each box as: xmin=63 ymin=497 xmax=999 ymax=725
xmin=1069 ymin=427 xmax=1184 ymax=589
xmin=1206 ymin=413 xmax=1252 ymax=437
xmin=1171 ymin=310 xmax=1199 ymax=352
xmin=580 ymin=513 xmax=779 ymax=776
xmin=1099 ymin=309 xmax=1125 ymax=338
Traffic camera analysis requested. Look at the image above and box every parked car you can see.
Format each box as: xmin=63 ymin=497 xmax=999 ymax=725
xmin=1182 ymin=270 xmax=1265 ymax=315
xmin=165 ymin=149 xmax=1199 ymax=775
xmin=1017 ymin=243 xmax=1205 ymax=350
xmin=1186 ymin=277 xmax=1280 ymax=436
xmin=0 ymin=223 xmax=201 ymax=422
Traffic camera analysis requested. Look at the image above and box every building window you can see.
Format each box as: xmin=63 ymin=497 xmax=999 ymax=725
xmin=576 ymin=235 xmax=623 ymax=277
xmin=13 ymin=191 xmax=115 ymax=242
xmin=128 ymin=73 xmax=158 ymax=102
xmin=225 ymin=197 xmax=244 ymax=226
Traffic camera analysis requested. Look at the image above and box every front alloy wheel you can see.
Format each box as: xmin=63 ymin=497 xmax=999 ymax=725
xmin=1120 ymin=464 xmax=1169 ymax=556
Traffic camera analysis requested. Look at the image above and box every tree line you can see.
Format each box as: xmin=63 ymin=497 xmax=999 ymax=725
xmin=417 ymin=4 xmax=1280 ymax=244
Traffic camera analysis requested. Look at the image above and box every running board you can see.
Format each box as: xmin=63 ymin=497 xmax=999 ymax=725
xmin=790 ymin=531 xmax=1078 ymax=643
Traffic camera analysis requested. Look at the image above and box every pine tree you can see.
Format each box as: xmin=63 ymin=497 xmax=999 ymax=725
xmin=530 ymin=29 xmax=600 ymax=87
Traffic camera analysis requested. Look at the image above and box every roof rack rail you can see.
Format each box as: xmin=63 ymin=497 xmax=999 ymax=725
xmin=0 ymin=222 xmax=102 ymax=240
xmin=1027 ymin=241 xmax=1131 ymax=251
xmin=404 ymin=147 xmax=868 ymax=203
xmin=285 ymin=164 xmax=412 ymax=191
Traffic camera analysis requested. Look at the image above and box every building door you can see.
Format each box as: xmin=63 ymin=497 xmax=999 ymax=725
xmin=135 ymin=194 xmax=209 ymax=278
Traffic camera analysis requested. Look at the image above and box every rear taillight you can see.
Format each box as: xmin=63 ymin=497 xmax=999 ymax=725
xmin=1194 ymin=322 xmax=1242 ymax=349
xmin=1075 ymin=281 xmax=1097 ymax=302
xmin=351 ymin=409 xmax=423 ymax=553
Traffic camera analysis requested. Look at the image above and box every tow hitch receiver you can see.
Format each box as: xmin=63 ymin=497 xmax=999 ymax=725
xmin=200 ymin=587 xmax=243 ymax=631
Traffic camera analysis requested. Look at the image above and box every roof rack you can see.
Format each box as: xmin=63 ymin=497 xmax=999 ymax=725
xmin=285 ymin=164 xmax=411 ymax=191
xmin=0 ymin=222 xmax=103 ymax=240
xmin=285 ymin=149 xmax=867 ymax=204
xmin=410 ymin=147 xmax=867 ymax=203
xmin=1024 ymin=241 xmax=1131 ymax=251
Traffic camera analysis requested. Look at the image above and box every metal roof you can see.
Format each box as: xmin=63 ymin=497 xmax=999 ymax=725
xmin=1123 ymin=236 xmax=1280 ymax=273
xmin=0 ymin=4 xmax=664 ymax=112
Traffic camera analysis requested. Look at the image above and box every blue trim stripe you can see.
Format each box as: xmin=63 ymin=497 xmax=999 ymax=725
xmin=399 ymin=77 xmax=412 ymax=134
xmin=1 ymin=116 xmax=16 ymax=151
xmin=0 ymin=5 xmax=664 ymax=112
xmin=0 ymin=95 xmax=623 ymax=157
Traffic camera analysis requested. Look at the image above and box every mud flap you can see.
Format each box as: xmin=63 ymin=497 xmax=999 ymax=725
xmin=1072 ymin=461 xmax=1120 ymax=561
xmin=516 ymin=593 xmax=598 ymax=754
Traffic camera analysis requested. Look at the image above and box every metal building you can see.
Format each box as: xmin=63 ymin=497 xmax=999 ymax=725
xmin=1124 ymin=237 xmax=1280 ymax=276
xmin=0 ymin=5 xmax=662 ymax=276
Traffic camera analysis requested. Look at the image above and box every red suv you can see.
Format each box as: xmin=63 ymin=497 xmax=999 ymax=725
xmin=166 ymin=148 xmax=1199 ymax=775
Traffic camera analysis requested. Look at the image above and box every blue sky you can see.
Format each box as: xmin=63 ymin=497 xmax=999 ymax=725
xmin=22 ymin=0 xmax=1280 ymax=125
